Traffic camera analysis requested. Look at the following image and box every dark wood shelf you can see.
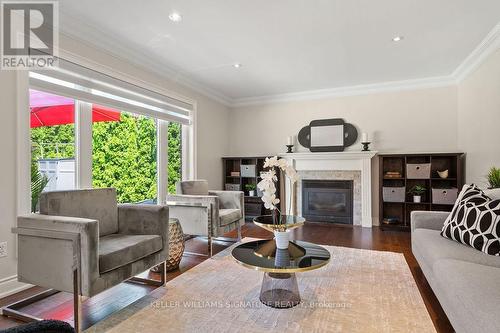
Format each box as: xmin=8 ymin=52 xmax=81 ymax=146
xmin=223 ymin=156 xmax=281 ymax=220
xmin=379 ymin=153 xmax=465 ymax=232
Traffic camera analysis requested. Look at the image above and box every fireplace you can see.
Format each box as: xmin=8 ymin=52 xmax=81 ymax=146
xmin=302 ymin=179 xmax=353 ymax=224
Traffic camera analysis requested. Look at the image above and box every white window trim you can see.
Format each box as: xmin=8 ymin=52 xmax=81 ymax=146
xmin=17 ymin=56 xmax=196 ymax=214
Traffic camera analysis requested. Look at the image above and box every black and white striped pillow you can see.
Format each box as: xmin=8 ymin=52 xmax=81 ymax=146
xmin=441 ymin=184 xmax=500 ymax=256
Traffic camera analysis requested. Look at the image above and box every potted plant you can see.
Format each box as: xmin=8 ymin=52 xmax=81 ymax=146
xmin=487 ymin=167 xmax=500 ymax=189
xmin=408 ymin=185 xmax=426 ymax=203
xmin=245 ymin=183 xmax=257 ymax=196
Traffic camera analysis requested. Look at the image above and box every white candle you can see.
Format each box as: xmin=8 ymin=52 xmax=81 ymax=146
xmin=287 ymin=136 xmax=293 ymax=145
xmin=362 ymin=133 xmax=368 ymax=143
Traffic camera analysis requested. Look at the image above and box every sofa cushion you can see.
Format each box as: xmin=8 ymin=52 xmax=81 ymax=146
xmin=412 ymin=229 xmax=500 ymax=270
xmin=99 ymin=234 xmax=162 ymax=273
xmin=433 ymin=259 xmax=500 ymax=333
xmin=219 ymin=208 xmax=242 ymax=226
xmin=40 ymin=188 xmax=119 ymax=236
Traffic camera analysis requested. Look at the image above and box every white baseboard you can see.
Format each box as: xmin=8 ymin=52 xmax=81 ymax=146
xmin=0 ymin=275 xmax=33 ymax=299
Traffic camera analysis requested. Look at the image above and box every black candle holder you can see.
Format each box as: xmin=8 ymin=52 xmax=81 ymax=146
xmin=286 ymin=145 xmax=294 ymax=153
xmin=361 ymin=142 xmax=371 ymax=151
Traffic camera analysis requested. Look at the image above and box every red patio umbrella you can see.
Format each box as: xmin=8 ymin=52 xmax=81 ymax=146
xmin=30 ymin=89 xmax=121 ymax=128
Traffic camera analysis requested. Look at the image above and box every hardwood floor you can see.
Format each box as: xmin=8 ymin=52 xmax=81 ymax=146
xmin=0 ymin=222 xmax=453 ymax=332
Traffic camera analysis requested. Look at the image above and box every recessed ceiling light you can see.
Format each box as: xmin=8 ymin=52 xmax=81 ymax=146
xmin=233 ymin=63 xmax=242 ymax=68
xmin=392 ymin=36 xmax=404 ymax=42
xmin=169 ymin=12 xmax=182 ymax=22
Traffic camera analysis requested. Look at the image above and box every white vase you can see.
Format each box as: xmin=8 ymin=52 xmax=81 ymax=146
xmin=249 ymin=190 xmax=255 ymax=196
xmin=274 ymin=230 xmax=290 ymax=249
xmin=413 ymin=195 xmax=422 ymax=203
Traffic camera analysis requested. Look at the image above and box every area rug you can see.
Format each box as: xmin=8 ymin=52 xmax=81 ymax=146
xmin=86 ymin=239 xmax=435 ymax=332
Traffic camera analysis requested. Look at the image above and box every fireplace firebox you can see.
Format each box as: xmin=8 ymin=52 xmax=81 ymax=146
xmin=302 ymin=179 xmax=353 ymax=224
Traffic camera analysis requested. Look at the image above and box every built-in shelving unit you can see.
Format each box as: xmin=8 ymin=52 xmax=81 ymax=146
xmin=222 ymin=156 xmax=280 ymax=221
xmin=379 ymin=153 xmax=465 ymax=231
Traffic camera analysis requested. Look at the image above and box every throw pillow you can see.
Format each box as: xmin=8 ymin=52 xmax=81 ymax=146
xmin=441 ymin=184 xmax=500 ymax=256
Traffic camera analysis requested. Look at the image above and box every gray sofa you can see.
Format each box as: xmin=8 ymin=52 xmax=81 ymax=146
xmin=411 ymin=210 xmax=500 ymax=333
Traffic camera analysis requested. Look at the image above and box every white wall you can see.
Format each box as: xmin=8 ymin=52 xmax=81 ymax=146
xmin=228 ymin=86 xmax=460 ymax=224
xmin=229 ymin=87 xmax=458 ymax=154
xmin=458 ymin=48 xmax=500 ymax=186
xmin=0 ymin=35 xmax=230 ymax=297
xmin=0 ymin=70 xmax=24 ymax=296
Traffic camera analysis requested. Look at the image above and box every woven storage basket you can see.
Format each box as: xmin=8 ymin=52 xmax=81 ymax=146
xmin=383 ymin=187 xmax=406 ymax=202
xmin=432 ymin=188 xmax=458 ymax=205
xmin=406 ymin=163 xmax=431 ymax=179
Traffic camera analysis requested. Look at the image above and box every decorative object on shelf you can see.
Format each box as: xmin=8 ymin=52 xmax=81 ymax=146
xmin=382 ymin=217 xmax=400 ymax=225
xmin=298 ymin=118 xmax=358 ymax=152
xmin=408 ymin=185 xmax=426 ymax=203
xmin=245 ymin=183 xmax=256 ymax=196
xmin=230 ymin=171 xmax=240 ymax=177
xmin=361 ymin=133 xmax=371 ymax=151
xmin=437 ymin=169 xmax=449 ymax=179
xmin=487 ymin=167 xmax=500 ymax=189
xmin=286 ymin=136 xmax=294 ymax=153
xmin=257 ymin=157 xmax=299 ymax=248
xmin=384 ymin=171 xmax=402 ymax=178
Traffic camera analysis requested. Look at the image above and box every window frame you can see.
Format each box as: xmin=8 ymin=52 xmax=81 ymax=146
xmin=17 ymin=62 xmax=196 ymax=215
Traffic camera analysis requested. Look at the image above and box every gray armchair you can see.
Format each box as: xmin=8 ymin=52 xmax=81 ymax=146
xmin=4 ymin=188 xmax=169 ymax=332
xmin=166 ymin=180 xmax=244 ymax=256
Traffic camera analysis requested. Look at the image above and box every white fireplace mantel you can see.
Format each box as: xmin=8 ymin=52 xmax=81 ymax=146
xmin=278 ymin=151 xmax=377 ymax=227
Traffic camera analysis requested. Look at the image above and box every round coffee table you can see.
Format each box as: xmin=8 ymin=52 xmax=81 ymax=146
xmin=231 ymin=239 xmax=330 ymax=308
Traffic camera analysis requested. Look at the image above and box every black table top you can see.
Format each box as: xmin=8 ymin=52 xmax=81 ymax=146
xmin=231 ymin=239 xmax=330 ymax=273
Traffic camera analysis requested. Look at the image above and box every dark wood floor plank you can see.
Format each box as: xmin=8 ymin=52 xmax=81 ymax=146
xmin=0 ymin=222 xmax=453 ymax=332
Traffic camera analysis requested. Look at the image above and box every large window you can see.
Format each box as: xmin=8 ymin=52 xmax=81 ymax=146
xmin=25 ymin=58 xmax=194 ymax=211
xmin=29 ymin=89 xmax=76 ymax=211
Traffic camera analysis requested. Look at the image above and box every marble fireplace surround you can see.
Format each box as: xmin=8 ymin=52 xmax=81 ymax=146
xmin=279 ymin=151 xmax=377 ymax=227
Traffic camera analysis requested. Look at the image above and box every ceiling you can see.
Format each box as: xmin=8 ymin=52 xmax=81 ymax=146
xmin=59 ymin=0 xmax=500 ymax=104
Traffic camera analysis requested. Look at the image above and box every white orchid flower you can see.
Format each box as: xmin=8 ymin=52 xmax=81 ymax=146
xmin=259 ymin=156 xmax=298 ymax=213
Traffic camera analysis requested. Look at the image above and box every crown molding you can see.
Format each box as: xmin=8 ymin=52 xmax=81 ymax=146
xmin=452 ymin=23 xmax=500 ymax=82
xmin=57 ymin=9 xmax=500 ymax=109
xmin=231 ymin=22 xmax=500 ymax=108
xmin=230 ymin=76 xmax=456 ymax=107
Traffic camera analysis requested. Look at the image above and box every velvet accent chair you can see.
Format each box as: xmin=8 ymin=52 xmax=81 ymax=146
xmin=166 ymin=180 xmax=245 ymax=256
xmin=4 ymin=188 xmax=169 ymax=332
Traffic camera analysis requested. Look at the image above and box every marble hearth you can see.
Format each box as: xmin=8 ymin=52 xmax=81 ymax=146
xmin=279 ymin=151 xmax=377 ymax=227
